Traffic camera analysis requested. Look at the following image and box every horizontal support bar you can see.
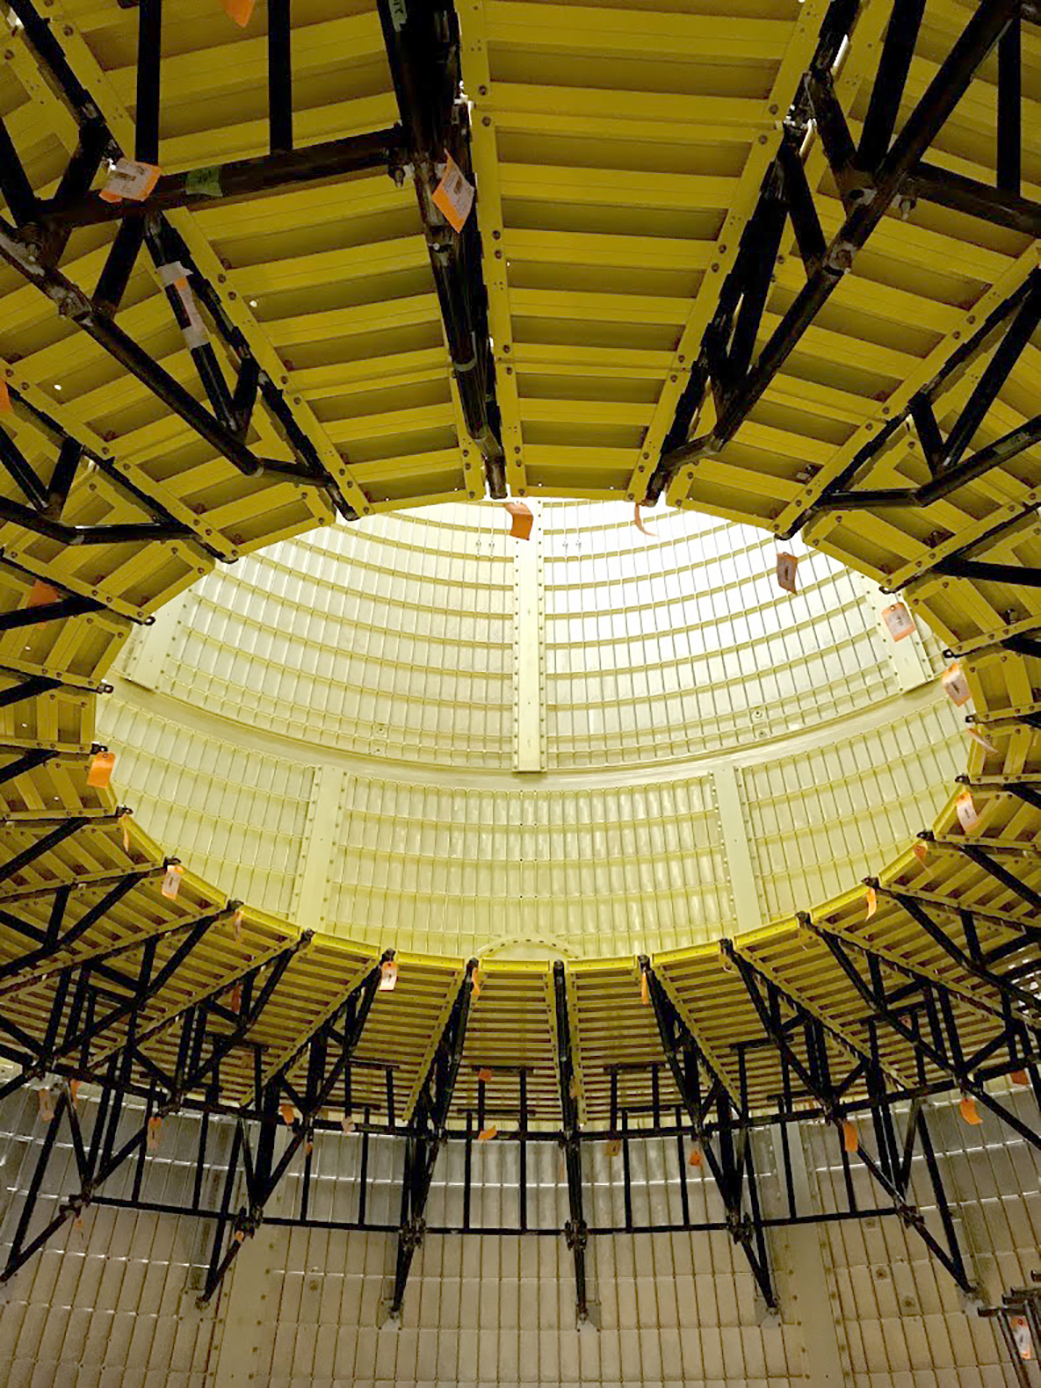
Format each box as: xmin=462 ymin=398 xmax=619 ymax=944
xmin=36 ymin=128 xmax=405 ymax=231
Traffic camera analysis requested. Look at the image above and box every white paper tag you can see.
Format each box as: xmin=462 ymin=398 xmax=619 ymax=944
xmin=955 ymin=790 xmax=980 ymax=831
xmin=966 ymin=726 xmax=999 ymax=754
xmin=1012 ymin=1316 xmax=1034 ymax=1360
xmin=159 ymin=262 xmax=208 ymax=349
xmin=941 ymin=663 xmax=971 ymax=707
xmin=161 ymin=864 xmax=183 ymax=900
xmin=100 ymin=158 xmax=160 ymax=203
xmin=882 ymin=602 xmax=915 ymax=641
xmin=776 ymin=552 xmax=798 ymax=594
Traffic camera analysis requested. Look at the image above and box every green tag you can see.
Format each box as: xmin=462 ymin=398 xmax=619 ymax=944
xmin=185 ymin=165 xmax=223 ymax=199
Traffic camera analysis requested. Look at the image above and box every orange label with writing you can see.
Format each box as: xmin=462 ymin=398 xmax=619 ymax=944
xmin=432 ymin=154 xmax=475 ymax=232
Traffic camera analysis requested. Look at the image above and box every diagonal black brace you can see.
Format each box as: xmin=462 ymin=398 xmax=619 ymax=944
xmin=553 ymin=959 xmax=591 ymax=1322
xmin=389 ymin=957 xmax=477 ymax=1319
xmin=957 ymin=843 xmax=1041 ymax=915
xmin=376 ymin=0 xmax=505 ymax=499
xmin=0 ymin=866 xmax=155 ymax=986
xmin=0 ymin=817 xmax=88 ymax=885
xmin=196 ymin=951 xmax=390 ymax=1305
xmin=810 ymin=921 xmax=1041 ymax=1159
xmin=651 ymin=0 xmax=1022 ymax=502
xmin=640 ymin=956 xmax=776 ymax=1308
xmin=723 ymin=940 xmax=975 ymax=1293
xmin=0 ymin=935 xmax=310 ymax=1284
xmin=875 ymin=884 xmax=1041 ymax=1026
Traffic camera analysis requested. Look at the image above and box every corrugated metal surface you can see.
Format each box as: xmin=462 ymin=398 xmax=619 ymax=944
xmin=2 ymin=1092 xmax=1033 ymax=1385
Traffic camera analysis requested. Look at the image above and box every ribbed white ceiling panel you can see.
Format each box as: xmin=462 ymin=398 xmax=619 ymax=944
xmin=326 ymin=773 xmax=730 ymax=958
xmin=97 ymin=686 xmax=961 ymax=955
xmin=98 ymin=695 xmax=314 ymax=918
xmin=742 ymin=696 xmax=965 ymax=921
xmin=542 ymin=500 xmax=945 ymax=767
xmin=110 ymin=500 xmax=946 ymax=771
xmin=147 ymin=506 xmax=515 ymax=768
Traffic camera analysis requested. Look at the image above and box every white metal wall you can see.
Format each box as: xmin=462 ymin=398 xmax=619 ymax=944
xmin=741 ymin=698 xmax=965 ymax=922
xmin=99 ymin=693 xmax=314 ymax=918
xmin=325 ymin=773 xmax=732 ymax=957
xmin=96 ymin=686 xmax=962 ymax=952
xmin=1 ymin=1091 xmax=1031 ymax=1386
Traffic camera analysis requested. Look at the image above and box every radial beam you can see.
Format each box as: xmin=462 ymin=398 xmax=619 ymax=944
xmin=553 ymin=959 xmax=591 ymax=1322
xmin=388 ymin=958 xmax=477 ymax=1319
xmin=651 ymin=0 xmax=1024 ymax=504
xmin=376 ymin=0 xmax=506 ymax=500
xmin=723 ymin=940 xmax=975 ymax=1293
xmin=196 ymin=952 xmax=389 ymax=1304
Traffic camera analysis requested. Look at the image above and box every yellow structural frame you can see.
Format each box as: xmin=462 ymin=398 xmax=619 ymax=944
xmin=0 ymin=0 xmax=1036 ymax=1126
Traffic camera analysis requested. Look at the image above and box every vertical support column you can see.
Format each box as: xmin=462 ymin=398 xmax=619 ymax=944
xmin=853 ymin=572 xmax=933 ymax=691
xmin=513 ymin=500 xmax=544 ymax=773
xmin=713 ymin=764 xmax=763 ymax=934
xmin=768 ymin=1124 xmax=851 ymax=1386
xmin=290 ymin=767 xmax=348 ymax=931
xmin=119 ymin=588 xmax=191 ymax=689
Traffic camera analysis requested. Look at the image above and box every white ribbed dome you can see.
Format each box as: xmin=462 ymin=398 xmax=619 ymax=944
xmin=111 ymin=498 xmax=949 ymax=766
xmin=96 ymin=502 xmax=965 ymax=959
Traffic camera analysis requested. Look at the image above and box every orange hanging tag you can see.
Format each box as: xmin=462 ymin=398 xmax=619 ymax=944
xmin=38 ymin=1087 xmax=54 ymax=1123
xmin=231 ymin=908 xmax=244 ymax=941
xmin=119 ymin=813 xmax=131 ymax=852
xmin=504 ymin=500 xmax=533 ymax=540
xmin=605 ymin=1138 xmax=622 ymax=1158
xmin=229 ymin=981 xmax=243 ymax=1013
xmin=478 ymin=1125 xmax=497 ymax=1141
xmin=379 ymin=958 xmax=398 ymax=991
xmin=304 ymin=1137 xmax=314 ymax=1156
xmin=882 ymin=602 xmax=915 ymax=641
xmin=941 ymin=662 xmax=971 ymax=707
xmin=221 ymin=0 xmax=255 ymax=24
xmin=341 ymin=1112 xmax=356 ymax=1135
xmin=1011 ymin=1069 xmax=1029 ymax=1087
xmin=100 ymin=157 xmax=161 ymax=204
xmin=147 ymin=1114 xmax=162 ymax=1150
xmin=842 ymin=1119 xmax=859 ymax=1153
xmin=865 ymin=886 xmax=877 ymax=919
xmin=688 ymin=1144 xmax=703 ymax=1168
xmin=476 ymin=1067 xmax=493 ymax=1084
xmin=1011 ymin=1315 xmax=1034 ymax=1361
xmin=0 ymin=378 xmax=11 ymax=412
xmin=634 ymin=503 xmax=655 ymax=537
xmin=27 ymin=579 xmax=61 ymax=608
xmin=966 ymin=726 xmax=999 ymax=754
xmin=955 ymin=790 xmax=980 ymax=832
xmin=471 ymin=969 xmax=482 ymax=1001
xmin=87 ymin=749 xmax=115 ymax=788
xmin=431 ymin=153 xmax=475 ymax=232
xmin=775 ymin=551 xmax=798 ymax=594
xmin=912 ymin=841 xmax=929 ymax=864
xmin=161 ymin=864 xmax=183 ymax=899
xmin=69 ymin=1079 xmax=80 ymax=1109
xmin=279 ymin=1102 xmax=297 ymax=1126
xmin=640 ymin=971 xmax=649 ymax=1005
xmin=959 ymin=1094 xmax=982 ymax=1126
